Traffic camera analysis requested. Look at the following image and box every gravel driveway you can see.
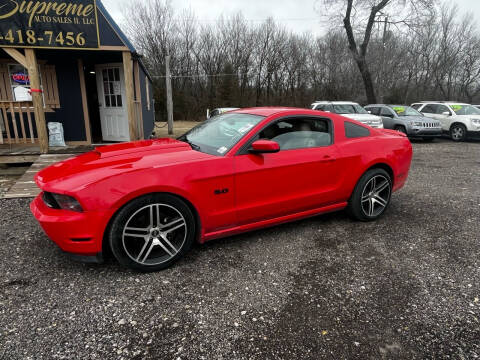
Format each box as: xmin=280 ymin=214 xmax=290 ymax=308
xmin=0 ymin=139 xmax=479 ymax=359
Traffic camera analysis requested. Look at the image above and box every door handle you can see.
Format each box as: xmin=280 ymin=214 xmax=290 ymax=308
xmin=321 ymin=155 xmax=336 ymax=163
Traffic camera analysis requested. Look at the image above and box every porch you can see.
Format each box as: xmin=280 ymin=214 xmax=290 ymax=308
xmin=0 ymin=143 xmax=93 ymax=164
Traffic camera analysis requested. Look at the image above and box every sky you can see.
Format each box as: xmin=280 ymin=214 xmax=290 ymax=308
xmin=100 ymin=0 xmax=480 ymax=36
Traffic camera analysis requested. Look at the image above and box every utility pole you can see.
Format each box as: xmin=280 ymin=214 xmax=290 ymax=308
xmin=165 ymin=54 xmax=173 ymax=135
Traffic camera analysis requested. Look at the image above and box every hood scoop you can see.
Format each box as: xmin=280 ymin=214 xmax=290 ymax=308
xmin=94 ymin=139 xmax=191 ymax=158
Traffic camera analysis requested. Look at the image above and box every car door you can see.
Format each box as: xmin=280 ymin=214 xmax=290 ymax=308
xmin=434 ymin=104 xmax=453 ymax=130
xmin=380 ymin=107 xmax=395 ymax=129
xmin=234 ymin=117 xmax=343 ymax=226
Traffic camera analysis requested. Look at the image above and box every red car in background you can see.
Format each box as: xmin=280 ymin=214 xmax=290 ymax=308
xmin=31 ymin=107 xmax=413 ymax=272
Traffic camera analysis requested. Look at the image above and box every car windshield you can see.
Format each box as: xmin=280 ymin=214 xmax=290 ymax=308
xmin=390 ymin=106 xmax=422 ymax=116
xmin=333 ymin=104 xmax=368 ymax=114
xmin=178 ymin=113 xmax=264 ymax=156
xmin=449 ymin=104 xmax=480 ymax=115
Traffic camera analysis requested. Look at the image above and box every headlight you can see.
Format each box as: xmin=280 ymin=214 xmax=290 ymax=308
xmin=471 ymin=119 xmax=480 ymax=125
xmin=412 ymin=121 xmax=423 ymax=127
xmin=43 ymin=192 xmax=83 ymax=212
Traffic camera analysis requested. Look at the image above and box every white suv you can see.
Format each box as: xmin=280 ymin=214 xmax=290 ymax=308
xmin=311 ymin=101 xmax=383 ymax=128
xmin=411 ymin=102 xmax=480 ymax=141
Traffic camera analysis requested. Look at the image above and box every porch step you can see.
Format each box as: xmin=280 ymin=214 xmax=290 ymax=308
xmin=1 ymin=154 xmax=74 ymax=199
xmin=0 ymin=155 xmax=39 ymax=164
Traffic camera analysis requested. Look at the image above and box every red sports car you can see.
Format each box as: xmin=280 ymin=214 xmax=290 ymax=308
xmin=31 ymin=108 xmax=412 ymax=272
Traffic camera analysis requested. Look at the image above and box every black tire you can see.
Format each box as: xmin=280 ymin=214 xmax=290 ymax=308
xmin=394 ymin=125 xmax=407 ymax=135
xmin=422 ymin=137 xmax=435 ymax=142
xmin=109 ymin=193 xmax=196 ymax=272
xmin=450 ymin=123 xmax=467 ymax=142
xmin=347 ymin=168 xmax=392 ymax=222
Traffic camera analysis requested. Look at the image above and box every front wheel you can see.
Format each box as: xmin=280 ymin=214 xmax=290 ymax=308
xmin=347 ymin=168 xmax=392 ymax=221
xmin=450 ymin=124 xmax=467 ymax=141
xmin=109 ymin=194 xmax=196 ymax=272
xmin=394 ymin=125 xmax=407 ymax=135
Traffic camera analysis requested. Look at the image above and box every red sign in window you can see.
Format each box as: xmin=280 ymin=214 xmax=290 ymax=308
xmin=12 ymin=72 xmax=30 ymax=85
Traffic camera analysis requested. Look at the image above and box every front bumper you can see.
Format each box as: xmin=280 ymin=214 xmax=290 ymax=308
xmin=407 ymin=127 xmax=443 ymax=137
xmin=30 ymin=194 xmax=112 ymax=257
xmin=467 ymin=130 xmax=480 ymax=139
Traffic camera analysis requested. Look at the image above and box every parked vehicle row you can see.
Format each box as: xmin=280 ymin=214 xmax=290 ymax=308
xmin=411 ymin=102 xmax=480 ymax=141
xmin=209 ymin=100 xmax=480 ymax=142
xmin=308 ymin=100 xmax=480 ymax=142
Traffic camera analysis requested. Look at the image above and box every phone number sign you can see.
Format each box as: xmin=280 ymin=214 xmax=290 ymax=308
xmin=0 ymin=0 xmax=100 ymax=49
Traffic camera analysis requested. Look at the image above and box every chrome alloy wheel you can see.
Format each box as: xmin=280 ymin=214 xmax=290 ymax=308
xmin=451 ymin=126 xmax=465 ymax=141
xmin=360 ymin=175 xmax=391 ymax=217
xmin=122 ymin=204 xmax=187 ymax=266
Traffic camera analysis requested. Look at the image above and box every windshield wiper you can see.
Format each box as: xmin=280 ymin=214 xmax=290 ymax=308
xmin=179 ymin=136 xmax=201 ymax=151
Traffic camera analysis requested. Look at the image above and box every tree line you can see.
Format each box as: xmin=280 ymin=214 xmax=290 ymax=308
xmin=124 ymin=0 xmax=480 ymax=121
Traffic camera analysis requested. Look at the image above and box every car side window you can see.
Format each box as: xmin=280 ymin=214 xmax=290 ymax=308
xmin=314 ymin=105 xmax=325 ymax=111
xmin=411 ymin=104 xmax=422 ymax=110
xmin=380 ymin=107 xmax=394 ymax=117
xmin=345 ymin=121 xmax=370 ymax=138
xmin=435 ymin=105 xmax=450 ymax=115
xmin=259 ymin=118 xmax=332 ymax=150
xmin=368 ymin=107 xmax=380 ymax=115
xmin=421 ymin=104 xmax=437 ymax=113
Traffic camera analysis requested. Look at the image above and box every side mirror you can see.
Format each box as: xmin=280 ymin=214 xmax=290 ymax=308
xmin=249 ymin=140 xmax=280 ymax=154
xmin=367 ymin=110 xmax=372 ymax=114
xmin=442 ymin=111 xmax=451 ymax=116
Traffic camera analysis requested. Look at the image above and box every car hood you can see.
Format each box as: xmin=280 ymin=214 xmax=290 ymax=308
xmin=454 ymin=114 xmax=480 ymax=120
xmin=341 ymin=114 xmax=382 ymax=121
xmin=35 ymin=138 xmax=212 ymax=192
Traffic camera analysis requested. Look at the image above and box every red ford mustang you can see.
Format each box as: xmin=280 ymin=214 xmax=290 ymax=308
xmin=31 ymin=108 xmax=412 ymax=272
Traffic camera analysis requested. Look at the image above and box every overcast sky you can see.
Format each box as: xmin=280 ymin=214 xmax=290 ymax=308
xmin=101 ymin=0 xmax=480 ymax=36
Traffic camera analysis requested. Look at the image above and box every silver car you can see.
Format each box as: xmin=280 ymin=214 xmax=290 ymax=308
xmin=365 ymin=104 xmax=442 ymax=141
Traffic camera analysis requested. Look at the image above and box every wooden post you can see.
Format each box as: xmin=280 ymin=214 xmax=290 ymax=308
xmin=123 ymin=51 xmax=137 ymax=141
xmin=25 ymin=49 xmax=48 ymax=154
xmin=165 ymin=55 xmax=173 ymax=135
xmin=134 ymin=60 xmax=144 ymax=139
xmin=77 ymin=59 xmax=92 ymax=144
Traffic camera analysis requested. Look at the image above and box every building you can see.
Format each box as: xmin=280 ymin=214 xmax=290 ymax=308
xmin=0 ymin=0 xmax=154 ymax=153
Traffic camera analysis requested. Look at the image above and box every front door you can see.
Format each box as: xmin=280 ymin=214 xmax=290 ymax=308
xmin=234 ymin=117 xmax=342 ymax=225
xmin=95 ymin=64 xmax=130 ymax=142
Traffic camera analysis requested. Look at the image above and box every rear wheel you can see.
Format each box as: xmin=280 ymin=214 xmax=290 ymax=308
xmin=450 ymin=124 xmax=467 ymax=141
xmin=347 ymin=168 xmax=392 ymax=221
xmin=109 ymin=194 xmax=196 ymax=272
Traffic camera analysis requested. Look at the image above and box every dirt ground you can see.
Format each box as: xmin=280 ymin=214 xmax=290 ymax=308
xmin=0 ymin=138 xmax=479 ymax=359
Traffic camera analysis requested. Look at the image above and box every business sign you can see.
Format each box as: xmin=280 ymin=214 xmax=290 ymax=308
xmin=11 ymin=72 xmax=30 ymax=84
xmin=0 ymin=0 xmax=100 ymax=49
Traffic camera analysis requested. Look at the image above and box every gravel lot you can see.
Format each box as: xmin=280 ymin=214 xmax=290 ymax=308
xmin=0 ymin=139 xmax=479 ymax=359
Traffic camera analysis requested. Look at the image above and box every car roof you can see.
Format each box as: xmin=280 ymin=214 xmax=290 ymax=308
xmin=312 ymin=101 xmax=359 ymax=105
xmin=213 ymin=107 xmax=240 ymax=111
xmin=233 ymin=107 xmax=327 ymax=117
xmin=416 ymin=101 xmax=469 ymax=105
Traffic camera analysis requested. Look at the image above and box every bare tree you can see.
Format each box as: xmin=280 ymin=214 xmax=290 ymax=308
xmin=319 ymin=0 xmax=436 ymax=103
xmin=121 ymin=0 xmax=479 ymax=121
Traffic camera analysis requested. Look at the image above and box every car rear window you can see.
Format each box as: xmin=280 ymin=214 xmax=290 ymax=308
xmin=345 ymin=121 xmax=370 ymax=138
